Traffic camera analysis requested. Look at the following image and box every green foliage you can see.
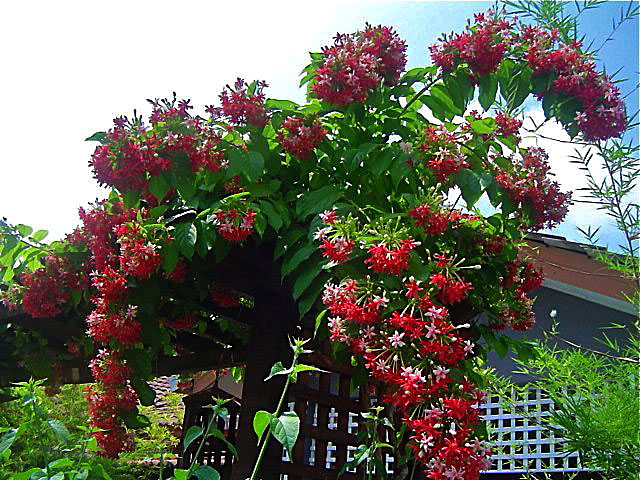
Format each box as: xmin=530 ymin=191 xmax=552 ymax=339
xmin=0 ymin=380 xmax=108 ymax=480
xmin=491 ymin=320 xmax=640 ymax=479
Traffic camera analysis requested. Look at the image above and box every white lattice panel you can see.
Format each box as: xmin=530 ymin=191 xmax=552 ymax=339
xmin=479 ymin=388 xmax=583 ymax=473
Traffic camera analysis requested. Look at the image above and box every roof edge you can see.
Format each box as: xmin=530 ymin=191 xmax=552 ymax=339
xmin=542 ymin=278 xmax=637 ymax=315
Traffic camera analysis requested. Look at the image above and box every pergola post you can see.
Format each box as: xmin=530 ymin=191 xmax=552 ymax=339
xmin=231 ymin=295 xmax=296 ymax=480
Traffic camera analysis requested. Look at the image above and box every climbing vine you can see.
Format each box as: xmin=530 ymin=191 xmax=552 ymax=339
xmin=0 ymin=8 xmax=627 ymax=479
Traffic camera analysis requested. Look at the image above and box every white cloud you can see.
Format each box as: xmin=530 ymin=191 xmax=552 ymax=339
xmin=0 ymin=0 xmax=371 ymax=240
xmin=520 ymin=107 xmax=623 ymax=247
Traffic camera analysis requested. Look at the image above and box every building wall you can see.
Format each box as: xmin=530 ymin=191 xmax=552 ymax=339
xmin=488 ymin=286 xmax=636 ymax=383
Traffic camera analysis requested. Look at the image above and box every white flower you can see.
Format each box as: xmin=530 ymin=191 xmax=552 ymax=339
xmin=389 ymin=331 xmax=405 ymax=348
xmin=433 ymin=367 xmax=449 ymax=382
xmin=314 ymin=226 xmax=331 ymax=240
xmin=463 ymin=340 xmax=474 ymax=354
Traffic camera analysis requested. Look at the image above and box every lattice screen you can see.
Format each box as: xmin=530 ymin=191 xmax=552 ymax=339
xmin=478 ymin=387 xmax=583 ymax=473
xmin=180 ymin=394 xmax=241 ymax=476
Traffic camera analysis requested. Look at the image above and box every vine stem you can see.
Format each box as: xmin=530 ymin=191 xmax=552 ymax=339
xmin=248 ymin=350 xmax=300 ymax=480
xmin=399 ymin=76 xmax=441 ymax=116
xmin=185 ymin=413 xmax=216 ymax=478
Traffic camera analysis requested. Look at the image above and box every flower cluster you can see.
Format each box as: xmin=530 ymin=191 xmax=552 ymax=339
xmin=522 ymin=28 xmax=626 ymax=141
xmin=409 ymin=204 xmax=466 ymax=236
xmin=163 ymin=312 xmax=198 ymax=330
xmin=430 ymin=11 xmax=514 ymax=77
xmin=72 ymin=205 xmax=165 ymax=455
xmin=212 ymin=208 xmax=256 ymax=243
xmin=313 ymin=24 xmax=407 ymax=105
xmin=495 ymin=147 xmax=571 ymax=229
xmin=115 ymin=224 xmax=162 ymax=280
xmin=209 ymin=78 xmax=269 ymax=128
xmin=210 ymin=282 xmax=241 ymax=308
xmin=276 ymin=116 xmax=327 ymax=160
xmin=430 ymin=273 xmax=473 ymax=305
xmin=417 ymin=126 xmax=469 ymax=182
xmin=322 ymin=278 xmax=491 ymax=479
xmin=315 ymin=211 xmax=356 ymax=264
xmin=84 ymin=381 xmax=137 ymax=457
xmin=430 ymin=10 xmax=626 ymax=141
xmin=90 ymin=97 xmax=228 ymax=194
xmin=12 ymin=255 xmax=84 ymax=318
xmin=365 ymin=239 xmax=419 ymax=275
xmin=495 ymin=112 xmax=523 ymax=139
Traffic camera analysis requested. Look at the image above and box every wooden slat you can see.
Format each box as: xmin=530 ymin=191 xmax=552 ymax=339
xmin=335 ymin=374 xmax=351 ymax=469
xmin=280 ymin=462 xmax=360 ymax=480
xmin=299 ymin=424 xmax=358 ymax=445
xmin=289 ymin=384 xmax=363 ymax=412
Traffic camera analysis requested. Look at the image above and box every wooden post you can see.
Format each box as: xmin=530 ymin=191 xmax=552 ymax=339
xmin=231 ymin=294 xmax=295 ymax=480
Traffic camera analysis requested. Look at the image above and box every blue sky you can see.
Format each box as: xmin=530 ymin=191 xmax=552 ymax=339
xmin=1 ymin=0 xmax=637 ymax=251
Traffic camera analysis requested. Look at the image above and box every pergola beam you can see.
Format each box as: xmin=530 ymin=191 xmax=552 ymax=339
xmin=0 ymin=347 xmax=247 ymax=387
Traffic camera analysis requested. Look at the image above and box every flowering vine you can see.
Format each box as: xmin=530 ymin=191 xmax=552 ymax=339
xmin=0 ymin=8 xmax=627 ymax=478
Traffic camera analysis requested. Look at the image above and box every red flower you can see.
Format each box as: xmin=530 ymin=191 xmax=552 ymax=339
xmin=213 ymin=78 xmax=269 ymax=128
xmin=277 ymin=116 xmax=327 ymax=160
xmin=364 ymin=239 xmax=418 ymax=275
xmin=320 ymin=237 xmax=355 ymax=264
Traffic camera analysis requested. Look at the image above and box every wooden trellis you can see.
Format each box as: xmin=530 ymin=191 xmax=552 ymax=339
xmin=180 ymin=388 xmax=242 ymax=478
xmin=180 ymin=319 xmax=398 ymax=480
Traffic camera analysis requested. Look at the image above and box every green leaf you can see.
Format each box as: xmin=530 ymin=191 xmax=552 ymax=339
xmin=455 ymin=169 xmax=484 ymax=208
xmin=274 ymin=227 xmax=305 ymax=260
xmin=291 ymin=364 xmax=326 ymax=381
xmin=149 ymin=205 xmax=169 ymax=221
xmin=130 ymin=378 xmax=156 ymax=406
xmin=430 ymin=84 xmax=461 ymax=117
xmin=48 ymin=458 xmax=73 ymax=470
xmin=295 ymin=186 xmax=342 ymax=219
xmin=16 ymin=224 xmax=33 ymax=237
xmin=124 ymin=349 xmax=152 ymax=377
xmin=510 ymin=66 xmax=532 ymax=109
xmin=265 ymin=361 xmax=291 ymax=381
xmin=91 ymin=463 xmax=112 ymax=480
xmin=298 ymin=274 xmax=328 ymax=316
xmin=470 ymin=118 xmax=497 ymax=135
xmin=444 ymin=72 xmax=473 ymax=113
xmin=253 ymin=410 xmax=272 ymax=444
xmin=369 ymin=148 xmax=394 ymax=177
xmin=226 ymin=150 xmax=247 ymax=178
xmin=31 ymin=230 xmax=48 ymax=243
xmin=47 ymin=420 xmax=70 ymax=444
xmin=314 ymin=309 xmax=327 ymax=338
xmin=173 ymin=469 xmax=189 ymax=480
xmin=422 ymin=94 xmax=448 ymax=120
xmin=265 ymin=99 xmax=300 ymax=111
xmin=281 ymin=244 xmax=316 ymax=278
xmin=194 ymin=466 xmax=220 ymax=480
xmin=259 ymin=200 xmax=283 ymax=231
xmin=174 ymin=222 xmax=197 ymax=259
xmin=478 ymin=74 xmax=498 ymax=110
xmin=292 ymin=256 xmax=323 ymax=299
xmin=495 ymin=335 xmax=509 ymax=358
xmin=207 ymin=428 xmax=239 ymax=458
xmin=183 ymin=425 xmax=203 ymax=452
xmin=162 ymin=241 xmax=179 ymax=274
xmin=120 ymin=409 xmax=152 ymax=429
xmin=172 ymin=164 xmax=196 ymax=201
xmin=85 ymin=131 xmax=108 ymax=143
xmin=0 ymin=428 xmax=18 ymax=454
xmin=149 ymin=175 xmax=170 ymax=202
xmin=390 ymin=153 xmax=412 ymax=188
xmin=123 ymin=190 xmax=139 ymax=209
xmin=8 ymin=468 xmax=41 ymax=480
xmin=244 ymin=151 xmax=265 ymax=181
xmin=270 ymin=412 xmax=300 ymax=459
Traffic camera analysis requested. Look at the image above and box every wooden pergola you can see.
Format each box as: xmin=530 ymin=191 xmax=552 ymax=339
xmin=0 ymin=239 xmax=393 ymax=479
